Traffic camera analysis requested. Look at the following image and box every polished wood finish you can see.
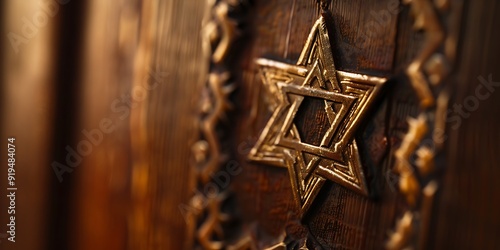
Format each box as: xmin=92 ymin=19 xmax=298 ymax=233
xmin=1 ymin=0 xmax=499 ymax=249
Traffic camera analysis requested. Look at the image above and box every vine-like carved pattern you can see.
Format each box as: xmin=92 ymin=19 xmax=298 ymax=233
xmin=386 ymin=0 xmax=463 ymax=249
xmin=187 ymin=0 xmax=250 ymax=249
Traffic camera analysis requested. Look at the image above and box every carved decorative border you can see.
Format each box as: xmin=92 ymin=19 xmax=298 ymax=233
xmin=187 ymin=0 xmax=464 ymax=249
xmin=186 ymin=0 xmax=251 ymax=249
xmin=386 ymin=0 xmax=463 ymax=249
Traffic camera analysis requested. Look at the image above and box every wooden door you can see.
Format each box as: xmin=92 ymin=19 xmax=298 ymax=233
xmin=173 ymin=0 xmax=500 ymax=249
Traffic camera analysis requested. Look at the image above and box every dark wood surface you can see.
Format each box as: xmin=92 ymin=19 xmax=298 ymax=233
xmin=1 ymin=0 xmax=500 ymax=249
xmin=431 ymin=0 xmax=500 ymax=248
xmin=234 ymin=0 xmax=401 ymax=248
xmin=231 ymin=0 xmax=500 ymax=249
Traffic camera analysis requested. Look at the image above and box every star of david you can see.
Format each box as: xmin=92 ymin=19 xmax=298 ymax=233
xmin=248 ymin=14 xmax=387 ymax=215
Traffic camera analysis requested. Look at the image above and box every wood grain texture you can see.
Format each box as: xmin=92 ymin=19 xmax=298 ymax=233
xmin=61 ymin=0 xmax=499 ymax=248
xmin=3 ymin=0 xmax=498 ymax=248
xmin=430 ymin=0 xmax=500 ymax=248
xmin=233 ymin=0 xmax=401 ymax=248
xmin=128 ymin=0 xmax=206 ymax=249
xmin=70 ymin=1 xmax=139 ymax=249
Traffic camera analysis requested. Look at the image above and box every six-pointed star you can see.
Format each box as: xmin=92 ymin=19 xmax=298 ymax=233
xmin=248 ymin=14 xmax=387 ymax=215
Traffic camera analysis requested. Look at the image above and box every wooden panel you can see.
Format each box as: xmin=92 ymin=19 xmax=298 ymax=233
xmin=431 ymin=0 xmax=500 ymax=248
xmin=69 ymin=0 xmax=139 ymax=249
xmin=233 ymin=0 xmax=400 ymax=248
xmin=1 ymin=0 xmax=500 ymax=249
xmin=128 ymin=0 xmax=206 ymax=249
xmin=0 ymin=1 xmax=57 ymax=249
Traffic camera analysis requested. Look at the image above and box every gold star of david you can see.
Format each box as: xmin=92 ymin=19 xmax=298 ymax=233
xmin=248 ymin=14 xmax=387 ymax=215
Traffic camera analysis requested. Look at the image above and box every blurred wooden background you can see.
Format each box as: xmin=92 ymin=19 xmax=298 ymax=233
xmin=1 ymin=0 xmax=500 ymax=249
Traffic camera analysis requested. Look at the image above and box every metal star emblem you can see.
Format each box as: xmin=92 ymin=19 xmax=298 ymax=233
xmin=248 ymin=13 xmax=387 ymax=215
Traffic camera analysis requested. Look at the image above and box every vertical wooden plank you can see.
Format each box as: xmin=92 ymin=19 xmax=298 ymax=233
xmin=129 ymin=0 xmax=158 ymax=248
xmin=129 ymin=0 xmax=206 ymax=248
xmin=46 ymin=1 xmax=88 ymax=249
xmin=0 ymin=1 xmax=57 ymax=249
xmin=431 ymin=0 xmax=500 ymax=248
xmin=69 ymin=0 xmax=140 ymax=249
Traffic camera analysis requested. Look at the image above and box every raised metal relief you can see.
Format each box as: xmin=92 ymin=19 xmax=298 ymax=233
xmin=249 ymin=13 xmax=387 ymax=216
